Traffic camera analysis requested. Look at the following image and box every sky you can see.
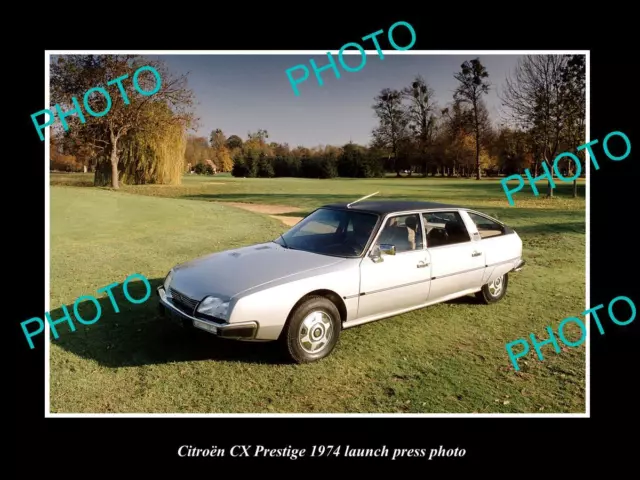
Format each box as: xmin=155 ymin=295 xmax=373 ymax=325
xmin=153 ymin=54 xmax=523 ymax=147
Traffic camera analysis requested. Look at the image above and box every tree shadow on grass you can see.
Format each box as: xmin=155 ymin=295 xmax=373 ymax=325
xmin=182 ymin=193 xmax=374 ymax=204
xmin=51 ymin=278 xmax=287 ymax=368
xmin=513 ymin=222 xmax=585 ymax=236
xmin=181 ymin=182 xmax=585 ymax=206
xmin=181 ymin=192 xmax=494 ymax=207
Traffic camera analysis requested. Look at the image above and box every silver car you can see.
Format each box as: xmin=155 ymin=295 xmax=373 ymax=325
xmin=157 ymin=198 xmax=525 ymax=363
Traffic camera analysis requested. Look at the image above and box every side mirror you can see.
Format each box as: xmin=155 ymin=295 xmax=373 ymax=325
xmin=379 ymin=244 xmax=396 ymax=256
xmin=370 ymin=244 xmax=395 ymax=263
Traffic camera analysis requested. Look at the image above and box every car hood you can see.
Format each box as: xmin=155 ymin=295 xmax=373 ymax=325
xmin=169 ymin=242 xmax=346 ymax=300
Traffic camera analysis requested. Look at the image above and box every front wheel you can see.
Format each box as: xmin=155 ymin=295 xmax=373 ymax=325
xmin=476 ymin=273 xmax=509 ymax=304
xmin=281 ymin=296 xmax=341 ymax=363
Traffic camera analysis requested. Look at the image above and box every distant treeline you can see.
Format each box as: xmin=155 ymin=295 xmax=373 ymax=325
xmin=231 ymin=144 xmax=385 ymax=179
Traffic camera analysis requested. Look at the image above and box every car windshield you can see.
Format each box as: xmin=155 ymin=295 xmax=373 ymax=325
xmin=274 ymin=208 xmax=379 ymax=257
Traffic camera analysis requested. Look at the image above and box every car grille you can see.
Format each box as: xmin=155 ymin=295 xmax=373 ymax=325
xmin=169 ymin=288 xmax=199 ymax=315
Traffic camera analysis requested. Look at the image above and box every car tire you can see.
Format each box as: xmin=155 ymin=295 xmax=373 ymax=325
xmin=280 ymin=296 xmax=341 ymax=364
xmin=476 ymin=273 xmax=509 ymax=304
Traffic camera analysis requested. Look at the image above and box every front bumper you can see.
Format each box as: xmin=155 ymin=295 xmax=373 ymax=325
xmin=156 ymin=286 xmax=258 ymax=340
xmin=513 ymin=259 xmax=526 ymax=272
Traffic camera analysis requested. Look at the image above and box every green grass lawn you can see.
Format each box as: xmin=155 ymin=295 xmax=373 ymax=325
xmin=49 ymin=174 xmax=586 ymax=413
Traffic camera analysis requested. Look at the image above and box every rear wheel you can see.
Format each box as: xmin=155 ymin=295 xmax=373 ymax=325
xmin=476 ymin=273 xmax=509 ymax=304
xmin=281 ymin=296 xmax=341 ymax=364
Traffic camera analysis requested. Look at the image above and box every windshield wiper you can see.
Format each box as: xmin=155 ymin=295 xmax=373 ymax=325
xmin=278 ymin=234 xmax=289 ymax=249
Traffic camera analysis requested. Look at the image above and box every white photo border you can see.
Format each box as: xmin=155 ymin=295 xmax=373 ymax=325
xmin=44 ymin=49 xmax=590 ymax=418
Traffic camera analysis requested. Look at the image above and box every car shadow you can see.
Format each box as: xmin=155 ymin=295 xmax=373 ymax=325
xmin=444 ymin=295 xmax=480 ymax=305
xmin=51 ymin=278 xmax=288 ymax=368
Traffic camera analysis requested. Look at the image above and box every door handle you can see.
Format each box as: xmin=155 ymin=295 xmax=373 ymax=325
xmin=471 ymin=251 xmax=482 ymax=257
xmin=417 ymin=261 xmax=429 ymax=268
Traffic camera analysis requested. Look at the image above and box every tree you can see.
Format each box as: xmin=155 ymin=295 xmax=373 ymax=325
xmin=208 ymin=128 xmax=235 ymax=172
xmin=185 ymin=135 xmax=211 ymax=168
xmin=57 ymin=131 xmax=93 ymax=171
xmin=243 ymin=130 xmax=273 ymax=157
xmin=117 ymin=104 xmax=187 ymax=185
xmin=372 ymin=88 xmax=409 ymax=176
xmin=50 ymin=54 xmax=196 ymax=188
xmin=226 ymin=135 xmax=243 ymax=150
xmin=440 ymin=101 xmax=474 ymax=176
xmin=215 ymin=147 xmax=234 ymax=172
xmin=501 ymin=55 xmax=570 ymax=197
xmin=248 ymin=129 xmax=269 ymax=142
xmin=50 ymin=134 xmax=82 ymax=171
xmin=402 ymin=76 xmax=438 ymax=177
xmin=257 ymin=154 xmax=275 ymax=177
xmin=210 ymin=128 xmax=226 ymax=149
xmin=271 ymin=142 xmax=290 ymax=157
xmin=291 ymin=146 xmax=311 ymax=158
xmin=560 ymin=55 xmax=586 ymax=198
xmin=494 ymin=126 xmax=533 ymax=175
xmin=454 ymin=58 xmax=490 ymax=179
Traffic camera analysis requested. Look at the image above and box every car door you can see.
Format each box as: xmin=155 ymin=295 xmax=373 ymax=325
xmin=357 ymin=212 xmax=431 ymax=320
xmin=462 ymin=210 xmax=522 ymax=284
xmin=423 ymin=210 xmax=486 ymax=302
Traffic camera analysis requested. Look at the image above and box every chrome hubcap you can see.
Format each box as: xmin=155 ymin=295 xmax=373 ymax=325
xmin=488 ymin=275 xmax=504 ymax=297
xmin=299 ymin=311 xmax=333 ymax=354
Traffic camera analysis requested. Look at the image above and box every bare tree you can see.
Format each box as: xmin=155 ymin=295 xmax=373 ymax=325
xmin=454 ymin=58 xmax=490 ymax=179
xmin=372 ymin=88 xmax=409 ymax=176
xmin=402 ymin=76 xmax=438 ymax=177
xmin=500 ymin=55 xmax=570 ymax=197
xmin=209 ymin=128 xmax=227 ymax=149
xmin=560 ymin=55 xmax=586 ymax=198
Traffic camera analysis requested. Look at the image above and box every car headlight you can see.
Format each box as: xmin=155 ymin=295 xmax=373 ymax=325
xmin=163 ymin=270 xmax=173 ymax=291
xmin=197 ymin=296 xmax=230 ymax=320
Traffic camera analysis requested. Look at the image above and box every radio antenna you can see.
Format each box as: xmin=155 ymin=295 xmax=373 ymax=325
xmin=347 ymin=191 xmax=379 ymax=208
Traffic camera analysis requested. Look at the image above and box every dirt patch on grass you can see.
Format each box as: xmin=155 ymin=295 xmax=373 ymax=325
xmin=217 ymin=202 xmax=304 ymax=226
xmin=220 ymin=202 xmax=303 ymax=215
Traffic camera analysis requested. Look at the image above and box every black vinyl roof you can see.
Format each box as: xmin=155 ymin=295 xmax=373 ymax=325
xmin=322 ymin=200 xmax=463 ymax=214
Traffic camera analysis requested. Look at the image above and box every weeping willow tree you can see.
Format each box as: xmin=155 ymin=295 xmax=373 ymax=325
xmin=119 ymin=121 xmax=185 ymax=185
xmin=94 ymin=102 xmax=190 ymax=186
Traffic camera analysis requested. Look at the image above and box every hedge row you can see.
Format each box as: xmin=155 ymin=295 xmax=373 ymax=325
xmin=231 ymin=154 xmax=386 ymax=179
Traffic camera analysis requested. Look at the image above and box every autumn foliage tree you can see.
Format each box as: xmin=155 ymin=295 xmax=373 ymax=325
xmin=216 ymin=148 xmax=234 ymax=172
xmin=50 ymin=135 xmax=83 ymax=172
xmin=208 ymin=128 xmax=234 ymax=172
xmin=185 ymin=136 xmax=211 ymax=170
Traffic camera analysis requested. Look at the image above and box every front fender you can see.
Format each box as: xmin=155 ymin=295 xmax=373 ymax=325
xmin=229 ymin=266 xmax=360 ymax=340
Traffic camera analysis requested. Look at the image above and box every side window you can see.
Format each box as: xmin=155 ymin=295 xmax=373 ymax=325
xmin=376 ymin=213 xmax=423 ymax=253
xmin=467 ymin=212 xmax=505 ymax=239
xmin=422 ymin=211 xmax=471 ymax=247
